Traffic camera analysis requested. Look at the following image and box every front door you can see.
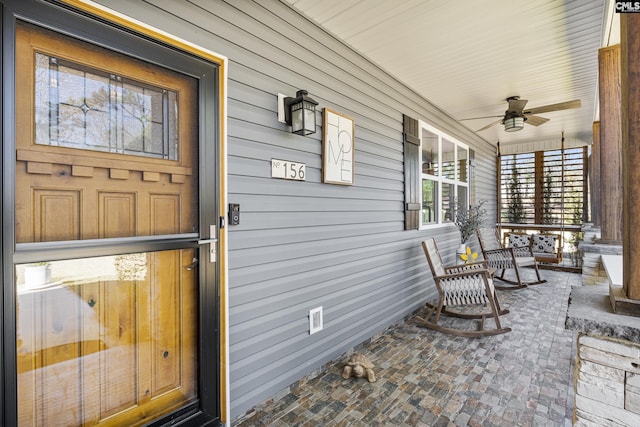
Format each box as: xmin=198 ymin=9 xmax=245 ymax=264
xmin=13 ymin=21 xmax=211 ymax=425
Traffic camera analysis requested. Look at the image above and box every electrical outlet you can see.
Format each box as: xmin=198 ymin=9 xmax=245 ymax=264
xmin=309 ymin=306 xmax=323 ymax=335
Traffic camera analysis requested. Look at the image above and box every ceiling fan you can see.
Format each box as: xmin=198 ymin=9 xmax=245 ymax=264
xmin=461 ymin=96 xmax=582 ymax=132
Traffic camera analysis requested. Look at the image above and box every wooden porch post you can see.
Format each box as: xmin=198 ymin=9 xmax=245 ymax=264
xmin=591 ymin=122 xmax=601 ymax=226
xmin=621 ymin=14 xmax=640 ymax=300
xmin=599 ymin=44 xmax=623 ymax=244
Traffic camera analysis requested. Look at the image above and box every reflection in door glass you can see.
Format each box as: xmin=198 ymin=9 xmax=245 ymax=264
xmin=16 ymin=249 xmax=198 ymax=426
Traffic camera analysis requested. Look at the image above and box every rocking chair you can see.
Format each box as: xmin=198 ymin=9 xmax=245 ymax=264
xmin=477 ymin=227 xmax=546 ymax=290
xmin=415 ymin=238 xmax=511 ymax=337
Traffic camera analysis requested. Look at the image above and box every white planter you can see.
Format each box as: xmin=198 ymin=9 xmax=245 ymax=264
xmin=456 ymin=243 xmax=467 ymax=265
xmin=24 ymin=265 xmax=51 ymax=288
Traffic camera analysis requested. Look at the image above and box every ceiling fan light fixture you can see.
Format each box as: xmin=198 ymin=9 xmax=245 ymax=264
xmin=504 ymin=116 xmax=525 ymax=132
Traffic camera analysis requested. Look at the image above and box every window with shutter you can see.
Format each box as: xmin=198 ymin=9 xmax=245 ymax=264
xmin=403 ymin=115 xmax=470 ymax=230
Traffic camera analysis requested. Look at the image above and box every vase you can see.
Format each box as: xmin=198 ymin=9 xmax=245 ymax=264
xmin=456 ymin=243 xmax=467 ymax=265
xmin=24 ymin=264 xmax=51 ymax=289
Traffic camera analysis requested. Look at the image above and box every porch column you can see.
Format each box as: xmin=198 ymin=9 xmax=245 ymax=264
xmin=599 ymin=44 xmax=623 ymax=244
xmin=621 ymin=14 xmax=640 ymax=300
xmin=591 ymin=121 xmax=601 ymax=226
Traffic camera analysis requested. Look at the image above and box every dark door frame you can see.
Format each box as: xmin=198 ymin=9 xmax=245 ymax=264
xmin=1 ymin=0 xmax=224 ymax=425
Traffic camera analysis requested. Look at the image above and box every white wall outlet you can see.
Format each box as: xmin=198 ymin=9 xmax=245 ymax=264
xmin=309 ymin=306 xmax=323 ymax=335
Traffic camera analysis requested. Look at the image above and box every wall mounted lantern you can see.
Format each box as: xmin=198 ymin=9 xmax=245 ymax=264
xmin=279 ymin=90 xmax=318 ymax=135
xmin=503 ymin=116 xmax=525 ymax=132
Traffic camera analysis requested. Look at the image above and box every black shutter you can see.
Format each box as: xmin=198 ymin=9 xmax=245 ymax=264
xmin=403 ymin=114 xmax=421 ymax=230
xmin=469 ymin=148 xmax=475 ymax=204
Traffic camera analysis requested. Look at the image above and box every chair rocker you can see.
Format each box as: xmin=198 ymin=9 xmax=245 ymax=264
xmin=415 ymin=238 xmax=511 ymax=337
xmin=477 ymin=227 xmax=546 ymax=290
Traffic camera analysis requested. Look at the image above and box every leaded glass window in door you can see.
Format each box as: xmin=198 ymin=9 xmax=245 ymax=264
xmin=35 ymin=52 xmax=178 ymax=160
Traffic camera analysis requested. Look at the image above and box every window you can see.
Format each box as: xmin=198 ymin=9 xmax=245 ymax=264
xmin=35 ymin=52 xmax=179 ymax=160
xmin=419 ymin=123 xmax=469 ymax=228
xmin=500 ymin=152 xmax=535 ymax=223
xmin=402 ymin=115 xmax=471 ymax=230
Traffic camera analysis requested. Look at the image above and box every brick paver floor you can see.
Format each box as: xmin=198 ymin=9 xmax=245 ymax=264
xmin=235 ymin=268 xmax=580 ymax=426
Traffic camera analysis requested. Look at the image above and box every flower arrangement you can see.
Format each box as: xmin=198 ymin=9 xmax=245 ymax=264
xmin=454 ymin=200 xmax=487 ymax=244
xmin=27 ymin=261 xmax=50 ymax=267
xmin=459 ymin=246 xmax=478 ymax=264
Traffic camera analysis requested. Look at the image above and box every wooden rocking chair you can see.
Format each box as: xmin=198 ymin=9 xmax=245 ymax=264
xmin=477 ymin=227 xmax=546 ymax=290
xmin=415 ymin=238 xmax=511 ymax=337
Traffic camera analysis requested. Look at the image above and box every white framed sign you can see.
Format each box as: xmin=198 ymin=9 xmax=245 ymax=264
xmin=322 ymin=108 xmax=354 ymax=185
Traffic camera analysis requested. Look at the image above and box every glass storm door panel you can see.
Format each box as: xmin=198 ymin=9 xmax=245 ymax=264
xmin=16 ymin=251 xmax=197 ymax=425
xmin=15 ymin=22 xmax=201 ymax=426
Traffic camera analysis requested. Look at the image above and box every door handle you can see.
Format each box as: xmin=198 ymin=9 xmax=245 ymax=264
xmin=197 ymin=238 xmax=217 ymax=245
xmin=197 ymin=238 xmax=217 ymax=263
xmin=185 ymin=257 xmax=198 ymax=271
xmin=197 ymin=225 xmax=217 ymax=263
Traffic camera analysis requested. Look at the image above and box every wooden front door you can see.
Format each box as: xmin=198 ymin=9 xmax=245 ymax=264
xmin=15 ymin=21 xmax=202 ymax=426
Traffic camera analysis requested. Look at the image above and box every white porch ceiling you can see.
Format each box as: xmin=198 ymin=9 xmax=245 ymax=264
xmin=284 ymin=0 xmax=618 ymax=152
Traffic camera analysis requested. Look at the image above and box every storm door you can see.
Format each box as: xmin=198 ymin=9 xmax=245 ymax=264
xmin=13 ymin=20 xmax=216 ymax=426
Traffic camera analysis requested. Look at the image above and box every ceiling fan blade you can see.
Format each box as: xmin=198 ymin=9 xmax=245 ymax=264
xmin=475 ymin=119 xmax=502 ymax=132
xmin=524 ymin=114 xmax=549 ymax=126
xmin=459 ymin=115 xmax=504 ymax=121
xmin=507 ymin=98 xmax=528 ymax=114
xmin=524 ymin=99 xmax=581 ymax=115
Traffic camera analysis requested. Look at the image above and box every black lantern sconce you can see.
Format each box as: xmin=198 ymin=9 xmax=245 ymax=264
xmin=280 ymin=90 xmax=318 ymax=135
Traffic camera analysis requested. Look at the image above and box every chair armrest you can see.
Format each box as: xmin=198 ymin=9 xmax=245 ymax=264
xmin=444 ymin=261 xmax=488 ymax=274
xmin=435 ymin=269 xmax=495 ymax=300
xmin=512 ymin=246 xmax=534 ymax=257
xmin=483 ymin=248 xmax=515 ymax=259
xmin=435 ymin=268 xmax=492 ymax=282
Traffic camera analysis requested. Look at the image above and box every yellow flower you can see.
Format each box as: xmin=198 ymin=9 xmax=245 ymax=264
xmin=460 ymin=246 xmax=478 ymax=264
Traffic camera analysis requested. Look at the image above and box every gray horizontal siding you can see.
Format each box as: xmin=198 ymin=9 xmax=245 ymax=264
xmin=98 ymin=0 xmax=497 ymax=420
xmin=228 ymin=222 xmax=402 ymax=250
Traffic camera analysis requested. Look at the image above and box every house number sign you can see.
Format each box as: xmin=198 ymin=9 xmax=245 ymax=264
xmin=271 ymin=158 xmax=306 ymax=181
